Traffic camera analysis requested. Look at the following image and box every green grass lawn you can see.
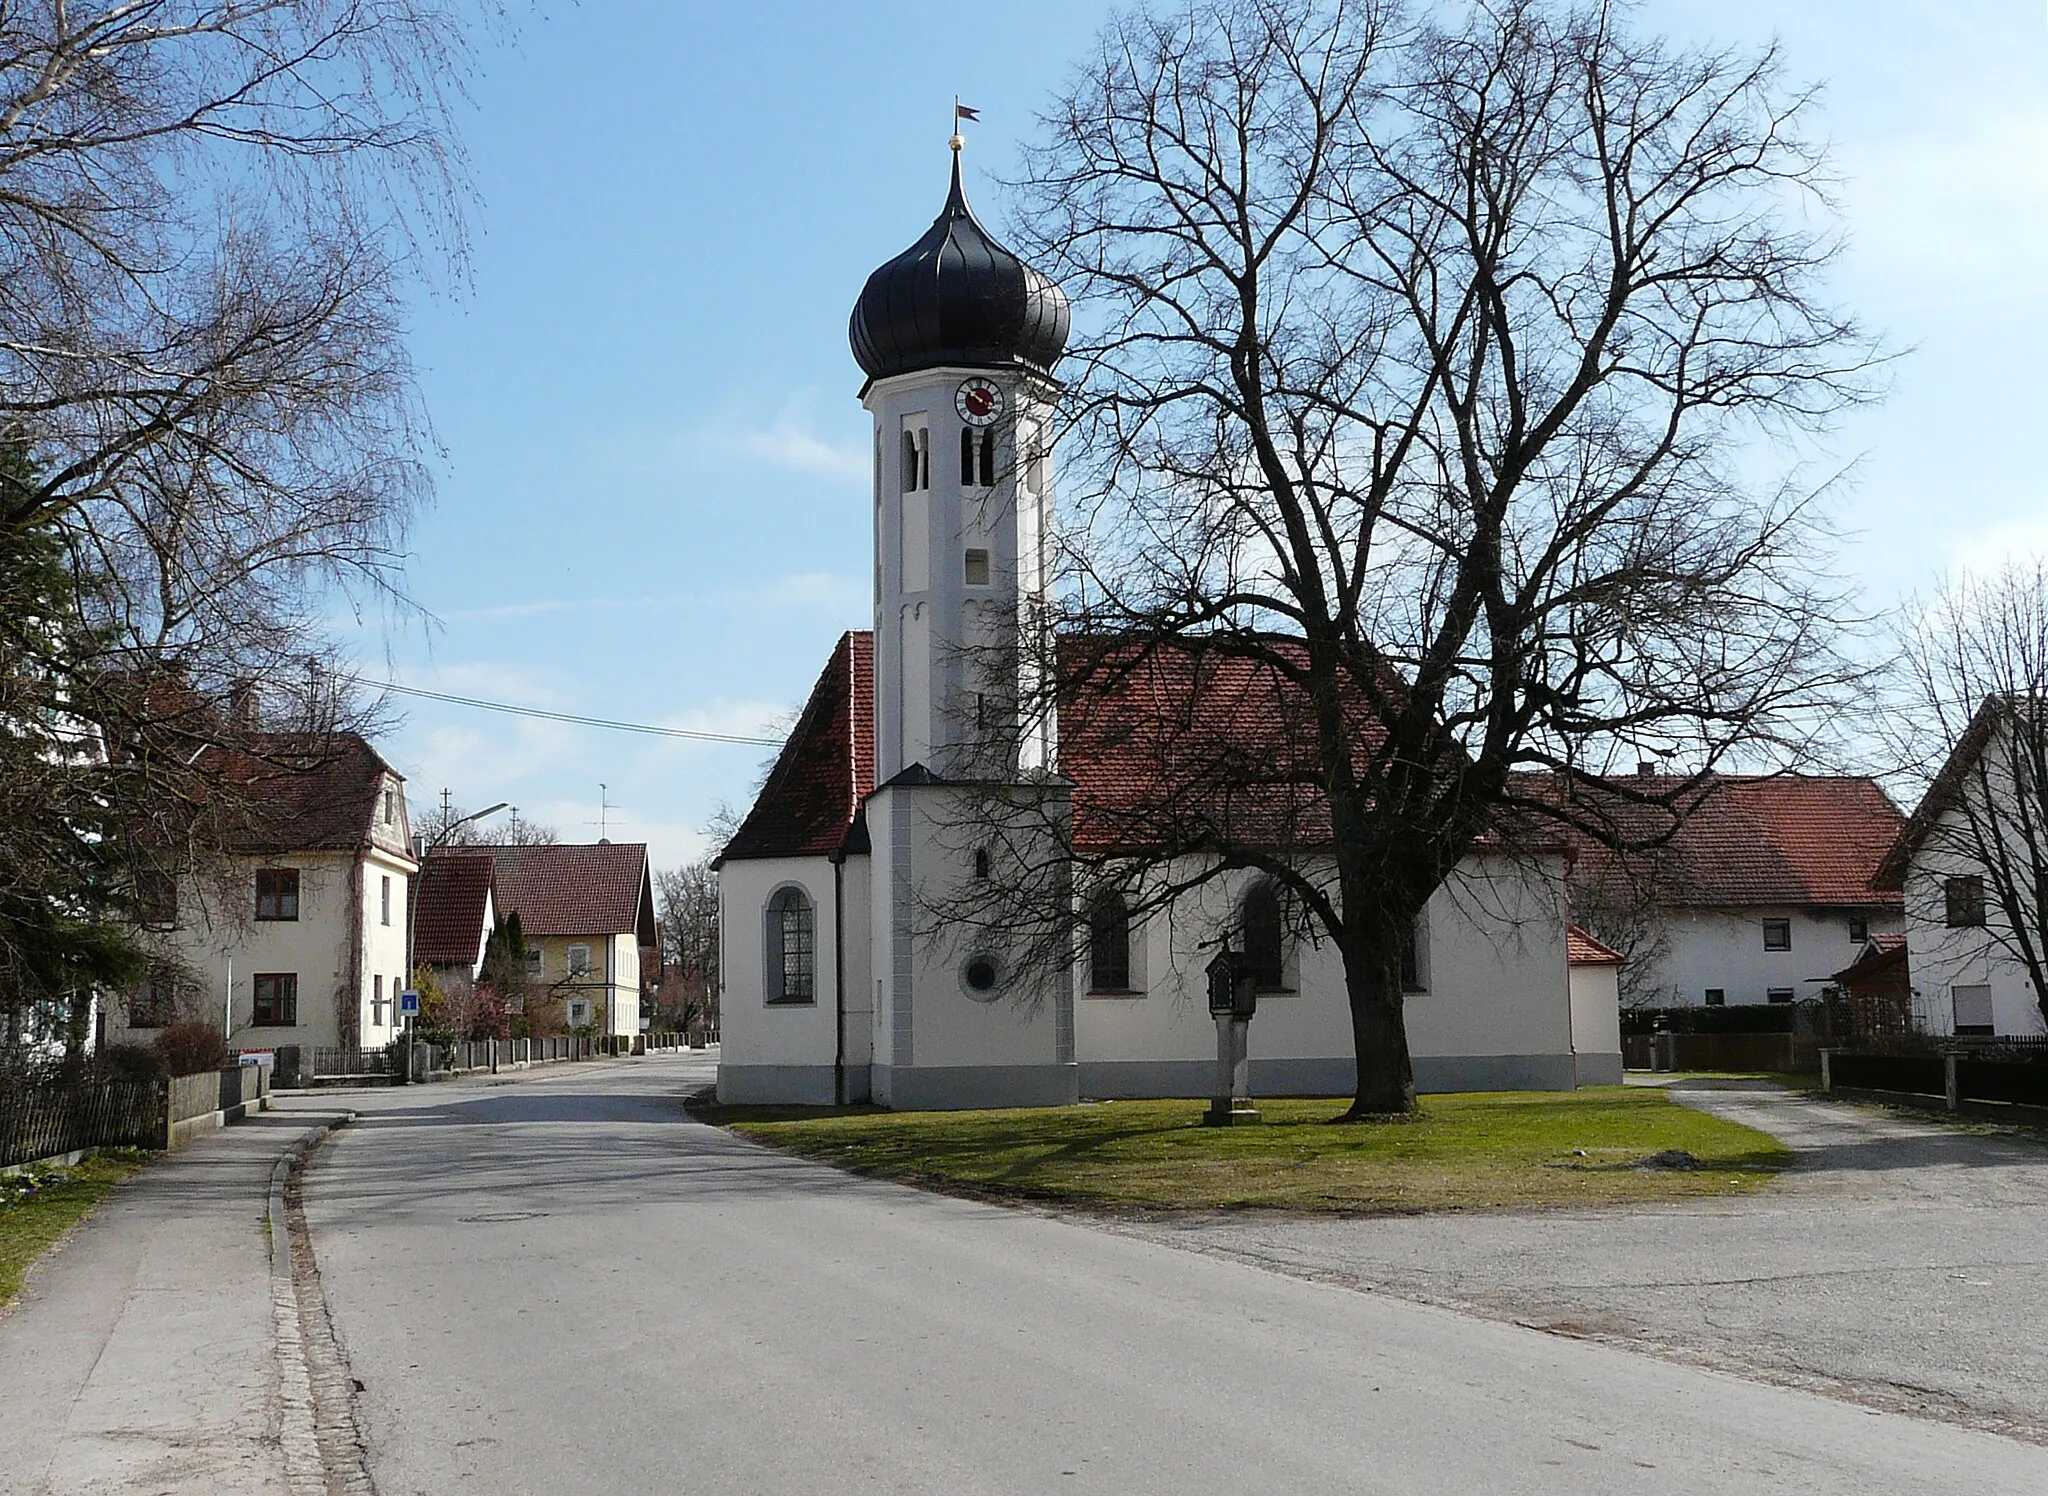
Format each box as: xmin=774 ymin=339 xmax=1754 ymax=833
xmin=1 ymin=1151 xmax=148 ymax=1306
xmin=724 ymin=1088 xmax=1791 ymax=1213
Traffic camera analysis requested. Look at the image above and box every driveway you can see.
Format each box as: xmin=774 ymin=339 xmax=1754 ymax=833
xmin=285 ymin=1061 xmax=2048 ymax=1493
xmin=1099 ymin=1080 xmax=2048 ymax=1442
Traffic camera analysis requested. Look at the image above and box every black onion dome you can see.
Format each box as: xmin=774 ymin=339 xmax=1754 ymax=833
xmin=850 ymin=150 xmax=1069 ymax=385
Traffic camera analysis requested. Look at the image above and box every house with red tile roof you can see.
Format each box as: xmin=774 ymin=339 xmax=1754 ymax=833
xmin=410 ymin=852 xmax=497 ymax=980
xmin=1550 ymin=773 xmax=1906 ymax=1010
xmin=106 ymin=732 xmax=418 ymax=1054
xmin=472 ymin=842 xmax=657 ymax=1038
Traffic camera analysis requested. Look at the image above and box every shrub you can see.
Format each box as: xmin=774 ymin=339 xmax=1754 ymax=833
xmin=153 ymin=1022 xmax=228 ymax=1077
xmin=96 ymin=1043 xmax=167 ymax=1082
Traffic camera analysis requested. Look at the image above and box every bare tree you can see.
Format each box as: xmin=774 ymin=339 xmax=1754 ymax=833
xmin=0 ymin=1 xmax=479 ymax=744
xmin=654 ymin=859 xmax=719 ymax=1035
xmin=1886 ymin=565 xmax=2048 ymax=1026
xmin=958 ymin=0 xmax=1871 ymax=1115
xmin=414 ymin=799 xmax=558 ymax=849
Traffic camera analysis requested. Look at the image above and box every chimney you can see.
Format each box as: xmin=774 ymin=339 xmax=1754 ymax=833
xmin=228 ymin=680 xmax=258 ymax=732
xmin=1636 ymin=757 xmax=1658 ymax=778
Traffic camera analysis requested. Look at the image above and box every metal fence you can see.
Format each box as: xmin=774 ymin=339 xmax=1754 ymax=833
xmin=1 ymin=1070 xmax=164 ymax=1170
xmin=286 ymin=1032 xmax=704 ymax=1087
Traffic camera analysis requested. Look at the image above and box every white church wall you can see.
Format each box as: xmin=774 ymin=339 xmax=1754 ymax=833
xmin=869 ymin=783 xmax=1077 ymax=1109
xmin=1075 ymin=852 xmax=1578 ymax=1097
xmin=715 ymin=855 xmax=845 ymax=1105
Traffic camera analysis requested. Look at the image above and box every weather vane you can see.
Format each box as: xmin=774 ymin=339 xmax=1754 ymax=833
xmin=952 ymin=97 xmax=979 ymax=152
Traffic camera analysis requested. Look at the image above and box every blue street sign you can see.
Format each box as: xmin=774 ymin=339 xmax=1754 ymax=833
xmin=399 ymin=988 xmax=421 ymax=1017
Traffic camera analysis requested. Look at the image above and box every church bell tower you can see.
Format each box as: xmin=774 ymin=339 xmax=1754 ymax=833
xmin=847 ymin=133 xmax=1077 ymax=1108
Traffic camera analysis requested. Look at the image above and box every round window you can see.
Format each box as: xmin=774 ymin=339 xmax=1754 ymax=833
xmin=962 ymin=956 xmax=1001 ymax=1000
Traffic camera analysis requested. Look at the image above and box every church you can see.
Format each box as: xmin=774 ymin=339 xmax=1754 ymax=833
xmin=714 ymin=142 xmax=1618 ymax=1110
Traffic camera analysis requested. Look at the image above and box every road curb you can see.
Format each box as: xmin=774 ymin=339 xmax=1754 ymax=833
xmin=269 ymin=1113 xmax=354 ymax=1281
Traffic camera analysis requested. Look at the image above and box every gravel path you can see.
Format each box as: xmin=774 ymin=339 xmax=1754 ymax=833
xmin=1093 ymin=1080 xmax=2048 ymax=1441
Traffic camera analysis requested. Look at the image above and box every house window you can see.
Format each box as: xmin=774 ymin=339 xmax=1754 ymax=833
xmin=765 ymin=887 xmax=816 ymax=1003
xmin=372 ymin=974 xmax=386 ymax=1027
xmin=130 ymin=968 xmax=179 ymax=1028
xmin=974 ymin=847 xmax=990 ymax=880
xmin=1703 ymin=988 xmax=1726 ymax=1007
xmin=1767 ymin=987 xmax=1795 ymax=1005
xmin=1761 ymin=918 xmax=1791 ymax=951
xmin=380 ymin=875 xmax=392 ymax=926
xmin=382 ymin=788 xmax=396 ymax=824
xmin=1242 ymin=880 xmax=1286 ymax=990
xmin=1400 ymin=918 xmax=1428 ymax=993
xmin=253 ymin=973 xmax=298 ymax=1026
xmin=964 ymin=548 xmax=990 ymax=587
xmin=567 ymin=999 xmax=591 ymax=1028
xmin=1945 ymin=875 xmax=1986 ymax=928
xmin=1953 ymin=984 xmax=1994 ymax=1036
xmin=1088 ymin=891 xmax=1132 ymax=992
xmin=255 ymin=868 xmax=300 ymax=921
xmin=526 ymin=946 xmax=544 ymax=979
xmin=135 ymin=869 xmax=178 ymax=928
xmin=1848 ymin=916 xmax=1869 ymax=944
xmin=566 ymin=944 xmax=592 ymax=978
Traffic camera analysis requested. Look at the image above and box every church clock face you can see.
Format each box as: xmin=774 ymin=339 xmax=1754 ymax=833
xmin=955 ymin=377 xmax=1004 ymax=427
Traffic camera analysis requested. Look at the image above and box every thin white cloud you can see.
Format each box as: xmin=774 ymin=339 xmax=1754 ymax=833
xmin=1945 ymin=508 xmax=2048 ymax=579
xmin=732 ymin=416 xmax=868 ymax=487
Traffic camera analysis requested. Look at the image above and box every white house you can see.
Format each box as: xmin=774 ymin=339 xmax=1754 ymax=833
xmin=714 ymin=144 xmax=1612 ymax=1110
xmin=1555 ymin=774 xmax=1906 ymax=1010
xmin=1878 ymin=698 xmax=2048 ymax=1038
xmin=105 ymin=732 xmax=417 ymax=1054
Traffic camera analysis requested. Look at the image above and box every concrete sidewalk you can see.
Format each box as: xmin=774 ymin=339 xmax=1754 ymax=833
xmin=0 ymin=1110 xmax=344 ymax=1496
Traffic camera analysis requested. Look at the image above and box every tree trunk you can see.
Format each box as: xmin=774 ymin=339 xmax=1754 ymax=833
xmin=1342 ymin=931 xmax=1416 ymax=1118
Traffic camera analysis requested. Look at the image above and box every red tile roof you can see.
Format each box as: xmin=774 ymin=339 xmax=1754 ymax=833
xmin=1566 ymin=926 xmax=1624 ymax=965
xmin=1059 ymin=637 xmax=1399 ymax=854
xmin=195 ymin=732 xmax=409 ymax=857
xmin=721 ymin=633 xmax=874 ymax=861
xmin=723 ymin=636 xmax=1901 ymax=916
xmin=1830 ymin=933 xmax=1907 ymax=985
xmin=479 ymin=842 xmax=655 ymax=944
xmin=1542 ymin=774 xmax=1905 ymax=909
xmin=412 ymin=853 xmax=495 ymax=965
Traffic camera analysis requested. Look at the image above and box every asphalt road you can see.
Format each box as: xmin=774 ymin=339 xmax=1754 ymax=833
xmin=291 ymin=1059 xmax=2048 ymax=1495
xmin=1109 ymin=1080 xmax=2048 ymax=1441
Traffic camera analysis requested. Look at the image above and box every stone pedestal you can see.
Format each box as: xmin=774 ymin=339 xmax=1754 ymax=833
xmin=1205 ymin=1014 xmax=1260 ymax=1126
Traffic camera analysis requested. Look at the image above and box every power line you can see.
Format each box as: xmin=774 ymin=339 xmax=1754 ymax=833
xmin=374 ymin=680 xmax=784 ymax=746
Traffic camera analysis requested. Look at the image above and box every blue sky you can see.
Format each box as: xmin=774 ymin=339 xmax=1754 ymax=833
xmin=352 ymin=1 xmax=2048 ymax=872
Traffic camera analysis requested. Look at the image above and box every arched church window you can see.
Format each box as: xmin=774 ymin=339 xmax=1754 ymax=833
xmin=901 ymin=430 xmax=918 ymax=495
xmin=765 ymin=887 xmax=816 ymax=1003
xmin=974 ymin=847 xmax=990 ymax=880
xmin=960 ymin=427 xmax=977 ymax=487
xmin=1089 ymin=890 xmax=1132 ymax=992
xmin=978 ymin=430 xmax=996 ymax=488
xmin=964 ymin=548 xmax=990 ymax=587
xmin=917 ymin=427 xmax=930 ymax=490
xmin=1242 ymin=880 xmax=1285 ymax=990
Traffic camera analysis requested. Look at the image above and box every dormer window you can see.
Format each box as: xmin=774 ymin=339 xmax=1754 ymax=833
xmin=382 ymin=788 xmax=396 ymax=824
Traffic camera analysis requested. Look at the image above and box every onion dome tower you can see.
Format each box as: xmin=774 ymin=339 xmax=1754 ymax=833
xmin=852 ymin=137 xmax=1067 ymax=784
xmin=854 ymin=136 xmax=1080 ymax=1111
